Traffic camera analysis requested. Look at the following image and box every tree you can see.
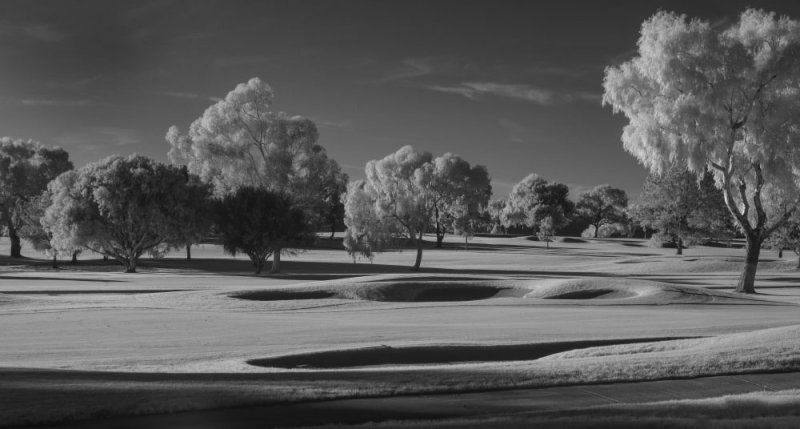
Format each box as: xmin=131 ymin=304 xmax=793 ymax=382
xmin=576 ymin=185 xmax=628 ymax=238
xmin=603 ymin=9 xmax=800 ymax=293
xmin=42 ymin=155 xmax=212 ymax=273
xmin=214 ymin=187 xmax=313 ymax=274
xmin=15 ymin=191 xmax=57 ymax=267
xmin=537 ymin=216 xmax=556 ymax=248
xmin=342 ymin=146 xmax=490 ymax=270
xmin=0 ymin=138 xmax=72 ymax=257
xmin=629 ymin=166 xmax=718 ymax=255
xmin=166 ymin=77 xmax=346 ymax=271
xmin=486 ymin=199 xmax=506 ymax=234
xmin=501 ymin=174 xmax=574 ymax=236
xmin=420 ymin=153 xmax=492 ymax=247
xmin=342 ymin=180 xmax=398 ymax=262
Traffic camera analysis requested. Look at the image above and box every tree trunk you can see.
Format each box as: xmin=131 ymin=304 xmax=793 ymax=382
xmin=52 ymin=253 xmax=58 ymax=269
xmin=124 ymin=259 xmax=137 ymax=273
xmin=676 ymin=237 xmax=683 ymax=255
xmin=778 ymin=248 xmax=783 ymax=258
xmin=593 ymin=223 xmax=599 ymax=238
xmin=464 ymin=236 xmax=469 ymax=250
xmin=8 ymin=227 xmax=21 ymax=258
xmin=411 ymin=229 xmax=423 ymax=271
xmin=270 ymin=248 xmax=281 ymax=274
xmin=186 ymin=244 xmax=192 ymax=260
xmin=330 ymin=223 xmax=336 ymax=240
xmin=435 ymin=207 xmax=444 ymax=248
xmin=736 ymin=235 xmax=761 ymax=294
xmin=71 ymin=251 xmax=78 ymax=264
xmin=254 ymin=259 xmax=263 ymax=274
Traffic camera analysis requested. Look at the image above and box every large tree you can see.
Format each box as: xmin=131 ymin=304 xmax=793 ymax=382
xmin=0 ymin=138 xmax=72 ymax=257
xmin=166 ymin=77 xmax=347 ymax=271
xmin=501 ymin=174 xmax=574 ymax=238
xmin=215 ymin=187 xmax=313 ymax=274
xmin=576 ymin=185 xmax=628 ymax=238
xmin=603 ymin=9 xmax=800 ymax=293
xmin=42 ymin=155 xmax=212 ymax=273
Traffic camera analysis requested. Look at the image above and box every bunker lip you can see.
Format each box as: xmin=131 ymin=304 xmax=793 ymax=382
xmin=541 ymin=289 xmax=637 ymax=299
xmin=232 ymin=290 xmax=338 ymax=301
xmin=233 ymin=283 xmax=517 ymax=302
xmin=0 ymin=289 xmax=185 ymax=295
xmin=247 ymin=337 xmax=696 ymax=369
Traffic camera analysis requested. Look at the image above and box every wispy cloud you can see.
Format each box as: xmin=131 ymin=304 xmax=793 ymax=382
xmin=150 ymin=90 xmax=202 ymax=100
xmin=316 ymin=119 xmax=352 ymax=129
xmin=371 ymin=58 xmax=435 ymax=84
xmin=213 ymin=56 xmax=271 ymax=68
xmin=21 ymin=98 xmax=99 ymax=107
xmin=497 ymin=118 xmax=530 ymax=144
xmin=426 ymin=82 xmax=601 ymax=105
xmin=54 ymin=127 xmax=142 ymax=150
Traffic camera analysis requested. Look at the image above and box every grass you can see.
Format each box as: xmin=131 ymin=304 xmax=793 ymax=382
xmin=2 ymin=236 xmax=800 ymax=427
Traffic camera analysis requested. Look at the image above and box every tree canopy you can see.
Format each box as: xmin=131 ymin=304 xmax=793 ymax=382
xmin=630 ymin=166 xmax=731 ymax=254
xmin=343 ymin=146 xmax=491 ymax=270
xmin=214 ymin=187 xmax=313 ymax=274
xmin=0 ymin=137 xmax=72 ymax=257
xmin=501 ymin=173 xmax=573 ymax=238
xmin=576 ymin=185 xmax=628 ymax=238
xmin=42 ymin=155 xmax=212 ymax=273
xmin=603 ymin=9 xmax=800 ymax=293
xmin=166 ymin=78 xmax=348 ymax=271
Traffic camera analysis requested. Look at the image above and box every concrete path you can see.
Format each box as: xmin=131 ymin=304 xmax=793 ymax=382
xmin=37 ymin=372 xmax=800 ymax=428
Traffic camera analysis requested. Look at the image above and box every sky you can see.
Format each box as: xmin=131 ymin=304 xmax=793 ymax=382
xmin=2 ymin=0 xmax=800 ymax=199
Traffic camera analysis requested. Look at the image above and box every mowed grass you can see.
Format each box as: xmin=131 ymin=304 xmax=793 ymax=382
xmin=1 ymin=235 xmax=800 ymax=427
xmin=328 ymin=390 xmax=800 ymax=429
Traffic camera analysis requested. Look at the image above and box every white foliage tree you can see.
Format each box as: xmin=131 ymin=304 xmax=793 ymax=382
xmin=603 ymin=9 xmax=800 ymax=293
xmin=166 ymin=78 xmax=347 ymax=272
xmin=343 ymin=146 xmax=491 ymax=270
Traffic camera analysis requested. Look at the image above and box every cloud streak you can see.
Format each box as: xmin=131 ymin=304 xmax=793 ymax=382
xmin=371 ymin=58 xmax=435 ymax=84
xmin=426 ymin=82 xmax=601 ymax=105
xmin=21 ymin=98 xmax=98 ymax=107
xmin=54 ymin=127 xmax=142 ymax=150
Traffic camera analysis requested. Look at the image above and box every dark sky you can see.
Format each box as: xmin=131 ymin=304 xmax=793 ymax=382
xmin=2 ymin=0 xmax=799 ymax=198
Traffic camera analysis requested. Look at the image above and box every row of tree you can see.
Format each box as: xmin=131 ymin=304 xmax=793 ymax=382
xmin=4 ymin=78 xmax=348 ymax=273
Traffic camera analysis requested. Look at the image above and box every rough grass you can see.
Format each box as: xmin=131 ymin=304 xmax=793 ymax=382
xmin=321 ymin=390 xmax=800 ymax=428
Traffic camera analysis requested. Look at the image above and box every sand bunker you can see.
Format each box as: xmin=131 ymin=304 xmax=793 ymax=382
xmin=231 ymin=275 xmax=780 ymax=306
xmin=248 ymin=337 xmax=690 ymax=369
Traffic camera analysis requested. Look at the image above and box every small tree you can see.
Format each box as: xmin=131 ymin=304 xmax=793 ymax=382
xmin=42 ymin=155 xmax=212 ymax=273
xmin=501 ymin=174 xmax=573 ymax=235
xmin=342 ymin=180 xmax=398 ymax=262
xmin=15 ymin=191 xmax=58 ymax=267
xmin=630 ymin=166 xmax=723 ymax=255
xmin=576 ymin=185 xmax=628 ymax=238
xmin=486 ymin=199 xmax=506 ymax=234
xmin=214 ymin=187 xmax=313 ymax=274
xmin=537 ymin=216 xmax=556 ymax=248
